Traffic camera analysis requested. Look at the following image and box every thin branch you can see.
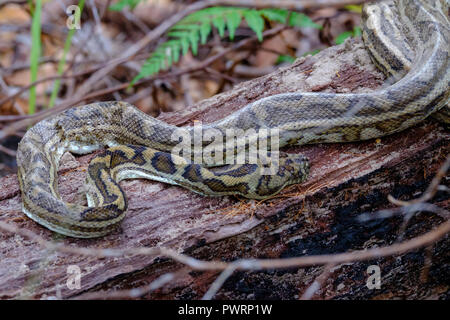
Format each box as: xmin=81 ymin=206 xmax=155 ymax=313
xmin=0 ymin=0 xmax=27 ymax=6
xmin=0 ymin=144 xmax=17 ymax=157
xmin=202 ymin=264 xmax=239 ymax=300
xmin=0 ymin=57 xmax=97 ymax=74
xmin=0 ymin=218 xmax=448 ymax=273
xmin=358 ymin=203 xmax=450 ymax=222
xmin=300 ymin=263 xmax=336 ymax=300
xmin=0 ymin=63 xmax=112 ymax=111
xmin=72 ymin=273 xmax=176 ymax=300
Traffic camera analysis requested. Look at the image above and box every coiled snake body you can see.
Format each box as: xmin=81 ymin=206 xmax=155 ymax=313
xmin=17 ymin=0 xmax=449 ymax=237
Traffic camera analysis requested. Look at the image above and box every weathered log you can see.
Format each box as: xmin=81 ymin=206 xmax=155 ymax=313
xmin=0 ymin=38 xmax=448 ymax=299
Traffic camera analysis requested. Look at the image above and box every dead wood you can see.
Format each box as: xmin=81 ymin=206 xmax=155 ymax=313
xmin=0 ymin=38 xmax=448 ymax=299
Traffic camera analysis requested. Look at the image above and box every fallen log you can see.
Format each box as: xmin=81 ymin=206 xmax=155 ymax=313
xmin=0 ymin=38 xmax=448 ymax=299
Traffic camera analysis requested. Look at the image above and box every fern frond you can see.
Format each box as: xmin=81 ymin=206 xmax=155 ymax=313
xmin=243 ymin=10 xmax=265 ymax=41
xmin=129 ymin=6 xmax=321 ymax=84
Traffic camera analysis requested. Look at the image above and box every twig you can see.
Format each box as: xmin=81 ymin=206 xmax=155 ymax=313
xmin=72 ymin=273 xmax=176 ymax=300
xmin=0 ymin=144 xmax=17 ymax=157
xmin=300 ymin=263 xmax=336 ymax=300
xmin=0 ymin=0 xmax=27 ymax=6
xmin=0 ymin=218 xmax=448 ymax=273
xmin=0 ymin=57 xmax=98 ymax=74
xmin=121 ymin=8 xmax=151 ymax=34
xmin=202 ymin=264 xmax=239 ymax=300
xmin=0 ymin=63 xmax=111 ymax=111
xmin=357 ymin=203 xmax=450 ymax=222
xmin=204 ymin=67 xmax=239 ymax=83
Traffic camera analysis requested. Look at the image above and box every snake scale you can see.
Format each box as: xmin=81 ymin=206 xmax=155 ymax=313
xmin=16 ymin=0 xmax=449 ymax=237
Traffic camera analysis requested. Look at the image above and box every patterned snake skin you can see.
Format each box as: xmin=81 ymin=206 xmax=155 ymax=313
xmin=16 ymin=0 xmax=450 ymax=237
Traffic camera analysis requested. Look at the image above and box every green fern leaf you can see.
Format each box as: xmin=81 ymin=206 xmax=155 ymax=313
xmin=212 ymin=15 xmax=226 ymax=37
xmin=243 ymin=10 xmax=264 ymax=41
xmin=152 ymin=60 xmax=161 ymax=74
xmin=167 ymin=30 xmax=192 ymax=38
xmin=137 ymin=60 xmax=158 ymax=81
xmin=260 ymin=8 xmax=288 ymax=23
xmin=166 ymin=31 xmax=190 ymax=56
xmin=180 ymin=36 xmax=190 ymax=56
xmin=289 ymin=12 xmax=321 ymax=29
xmin=335 ymin=26 xmax=361 ymax=45
xmin=335 ymin=31 xmax=353 ymax=44
xmin=276 ymin=54 xmax=296 ymax=64
xmin=132 ymin=5 xmax=322 ymax=84
xmin=225 ymin=10 xmax=242 ymax=40
xmin=166 ymin=41 xmax=181 ymax=62
xmin=200 ymin=21 xmax=212 ymax=44
xmin=170 ymin=24 xmax=201 ymax=32
xmin=162 ymin=46 xmax=172 ymax=67
xmin=189 ymin=30 xmax=200 ymax=55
